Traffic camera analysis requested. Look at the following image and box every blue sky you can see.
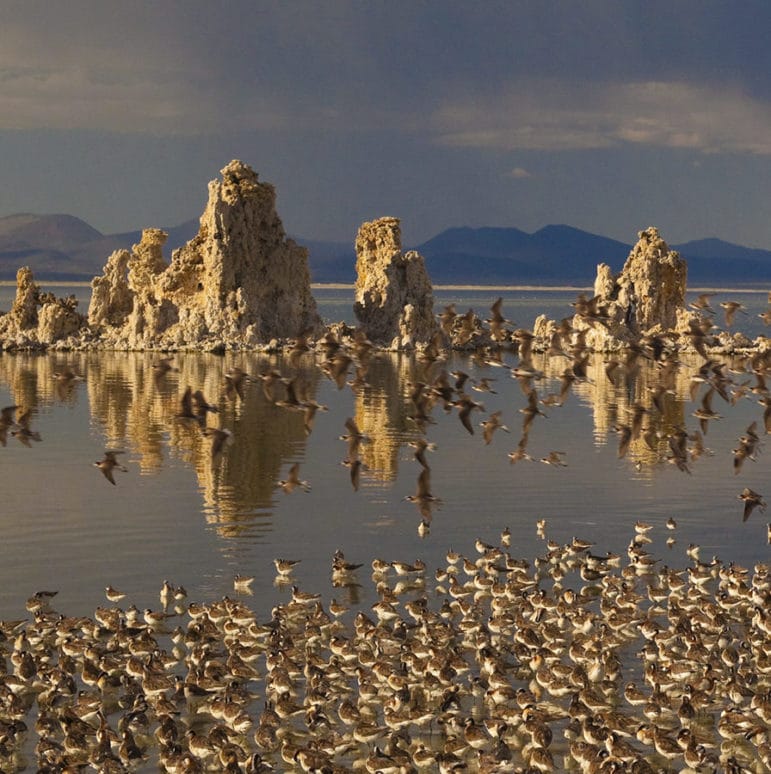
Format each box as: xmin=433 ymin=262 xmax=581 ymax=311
xmin=2 ymin=1 xmax=771 ymax=248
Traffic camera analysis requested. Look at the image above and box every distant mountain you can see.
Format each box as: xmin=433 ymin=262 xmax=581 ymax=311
xmin=1 ymin=213 xmax=771 ymax=286
xmin=416 ymin=225 xmax=631 ymax=283
xmin=0 ymin=214 xmax=201 ymax=281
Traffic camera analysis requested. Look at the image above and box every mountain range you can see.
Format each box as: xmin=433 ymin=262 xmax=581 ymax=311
xmin=1 ymin=213 xmax=770 ymax=286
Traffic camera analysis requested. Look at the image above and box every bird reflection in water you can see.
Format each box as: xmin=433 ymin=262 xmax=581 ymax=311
xmin=0 ymin=310 xmax=769 ymax=547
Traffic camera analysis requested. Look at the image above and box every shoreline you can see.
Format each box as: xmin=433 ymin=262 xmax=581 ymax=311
xmin=2 ymin=280 xmax=768 ymax=294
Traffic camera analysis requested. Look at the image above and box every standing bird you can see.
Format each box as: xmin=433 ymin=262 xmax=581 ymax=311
xmin=94 ymin=450 xmax=128 ymax=485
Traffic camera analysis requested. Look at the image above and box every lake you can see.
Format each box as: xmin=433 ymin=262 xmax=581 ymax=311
xmin=0 ymin=285 xmax=769 ymax=772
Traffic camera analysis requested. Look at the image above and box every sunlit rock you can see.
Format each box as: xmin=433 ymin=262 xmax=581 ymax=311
xmin=564 ymin=227 xmax=693 ymax=350
xmin=353 ymin=217 xmax=437 ymax=349
xmin=88 ymin=160 xmax=322 ymax=350
xmin=89 ymin=248 xmax=133 ymax=328
xmin=0 ymin=267 xmax=87 ymax=349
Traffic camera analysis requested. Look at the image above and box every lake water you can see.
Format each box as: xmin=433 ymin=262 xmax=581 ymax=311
xmin=0 ymin=285 xmax=769 ymax=771
xmin=1 ymin=286 xmax=768 ymax=622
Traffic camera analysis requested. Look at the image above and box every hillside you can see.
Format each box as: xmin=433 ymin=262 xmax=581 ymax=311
xmin=1 ymin=214 xmax=770 ymax=286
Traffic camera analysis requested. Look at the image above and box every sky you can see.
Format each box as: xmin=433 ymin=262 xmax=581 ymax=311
xmin=2 ymin=1 xmax=771 ymax=249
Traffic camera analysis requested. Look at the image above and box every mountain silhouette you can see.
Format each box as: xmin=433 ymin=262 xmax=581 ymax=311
xmin=1 ymin=214 xmax=770 ymax=286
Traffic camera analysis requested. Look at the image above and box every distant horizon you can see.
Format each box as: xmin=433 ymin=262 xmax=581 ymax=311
xmin=2 ymin=208 xmax=770 ymax=253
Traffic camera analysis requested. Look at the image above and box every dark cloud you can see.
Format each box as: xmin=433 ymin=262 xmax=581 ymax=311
xmin=2 ymin=1 xmax=771 ymax=247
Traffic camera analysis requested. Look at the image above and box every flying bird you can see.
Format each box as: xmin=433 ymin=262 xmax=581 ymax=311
xmin=480 ymin=411 xmax=509 ymax=445
xmin=738 ymin=488 xmax=766 ymax=522
xmin=94 ymin=450 xmax=128 ymax=485
xmin=278 ymin=463 xmax=310 ymax=494
xmin=720 ymin=300 xmax=747 ymax=328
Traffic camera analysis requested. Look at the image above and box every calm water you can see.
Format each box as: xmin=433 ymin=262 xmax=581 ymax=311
xmin=0 ymin=285 xmax=769 ymax=623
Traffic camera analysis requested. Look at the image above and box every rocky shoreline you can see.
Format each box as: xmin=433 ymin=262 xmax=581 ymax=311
xmin=0 ymin=161 xmax=767 ymax=356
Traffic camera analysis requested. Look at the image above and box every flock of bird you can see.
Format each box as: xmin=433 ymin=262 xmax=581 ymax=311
xmin=1 ymin=522 xmax=771 ymax=772
xmin=2 ymin=293 xmax=769 ymax=528
xmin=1 ymin=292 xmax=770 ymax=772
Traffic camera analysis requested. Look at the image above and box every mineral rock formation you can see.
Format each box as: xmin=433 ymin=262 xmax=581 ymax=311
xmin=88 ymin=160 xmax=321 ymax=350
xmin=0 ymin=267 xmax=86 ymax=349
xmin=353 ymin=217 xmax=437 ymax=348
xmin=571 ymin=227 xmax=691 ymax=349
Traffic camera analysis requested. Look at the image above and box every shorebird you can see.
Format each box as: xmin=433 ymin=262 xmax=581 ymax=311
xmin=508 ymin=434 xmax=533 ymax=464
xmin=738 ymin=488 xmax=766 ymax=521
xmin=733 ymin=421 xmax=761 ymax=474
xmin=438 ymin=304 xmax=457 ymax=337
xmin=692 ymin=387 xmax=722 ymax=434
xmin=453 ymin=393 xmax=484 ymax=435
xmin=257 ymin=369 xmax=284 ymax=402
xmin=720 ymin=300 xmax=747 ymax=327
xmin=339 ymin=417 xmax=366 ymax=461
xmin=224 ymin=367 xmax=252 ymax=400
xmin=53 ymin=366 xmax=84 ymax=398
xmin=302 ymin=400 xmax=327 ymax=435
xmin=540 ymin=450 xmax=567 ymax=467
xmin=480 ymin=411 xmax=509 ymax=444
xmin=486 ymin=296 xmax=510 ymax=341
xmin=404 ymin=467 xmax=441 ymax=517
xmin=689 ymin=292 xmax=715 ymax=314
xmin=105 ymin=585 xmax=125 ymax=603
xmin=323 ymin=352 xmax=353 ymax=389
xmin=409 ymin=438 xmax=436 ymax=468
xmin=94 ymin=450 xmax=128 ymax=485
xmin=287 ymin=327 xmax=313 ymax=367
xmin=273 ymin=557 xmax=301 ymax=576
xmin=277 ymin=463 xmax=310 ymax=493
xmin=519 ymin=389 xmax=547 ymax=433
xmin=233 ymin=574 xmax=255 ymax=592
xmin=666 ymin=428 xmax=691 ymax=473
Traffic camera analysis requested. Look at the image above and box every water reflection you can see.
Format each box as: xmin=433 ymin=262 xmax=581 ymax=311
xmin=0 ymin=343 xmax=768 ymax=543
xmin=353 ymin=353 xmax=417 ymax=481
